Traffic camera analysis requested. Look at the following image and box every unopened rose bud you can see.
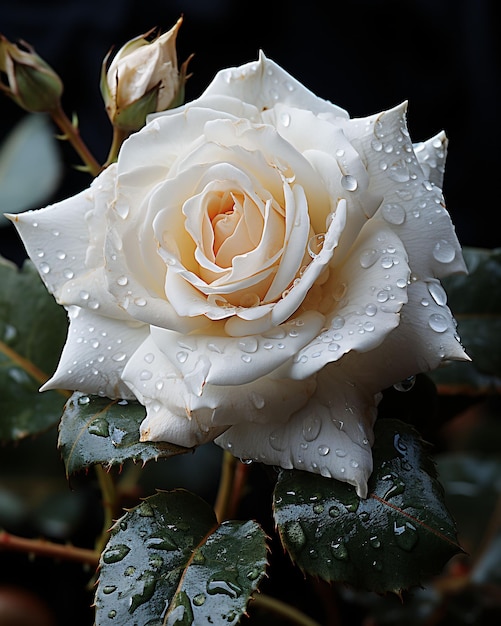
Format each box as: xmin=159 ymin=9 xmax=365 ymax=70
xmin=101 ymin=17 xmax=189 ymax=132
xmin=0 ymin=35 xmax=63 ymax=112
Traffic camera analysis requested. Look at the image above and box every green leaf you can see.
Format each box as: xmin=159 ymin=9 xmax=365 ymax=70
xmin=94 ymin=490 xmax=268 ymax=626
xmin=0 ymin=257 xmax=67 ymax=440
xmin=58 ymin=392 xmax=188 ymax=475
xmin=273 ymin=418 xmax=461 ymax=594
xmin=430 ymin=247 xmax=501 ymax=393
xmin=0 ymin=113 xmax=62 ymax=226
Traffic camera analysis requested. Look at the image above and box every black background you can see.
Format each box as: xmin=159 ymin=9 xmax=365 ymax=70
xmin=1 ymin=0 xmax=499 ymax=262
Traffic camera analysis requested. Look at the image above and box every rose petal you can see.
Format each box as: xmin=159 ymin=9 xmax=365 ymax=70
xmin=124 ymin=335 xmax=317 ymax=447
xmin=215 ymin=365 xmax=379 ymax=498
xmin=414 ymin=131 xmax=447 ymax=188
xmin=201 ymin=51 xmax=349 ymax=120
xmin=145 ymin=309 xmax=325 ymax=388
xmin=40 ymin=306 xmax=148 ymax=399
xmin=270 ymin=197 xmax=347 ymax=327
xmin=341 ymin=102 xmax=466 ymax=280
xmin=286 ymin=220 xmax=410 ymax=379
xmin=6 ymin=165 xmax=116 ymax=301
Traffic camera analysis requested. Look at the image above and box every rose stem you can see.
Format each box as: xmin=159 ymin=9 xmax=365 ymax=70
xmin=213 ymin=451 xmax=237 ymax=523
xmin=49 ymin=104 xmax=102 ymax=177
xmin=0 ymin=530 xmax=98 ymax=567
xmin=94 ymin=464 xmax=119 ymax=554
xmin=103 ymin=126 xmax=130 ymax=168
xmin=250 ymin=593 xmax=322 ymax=626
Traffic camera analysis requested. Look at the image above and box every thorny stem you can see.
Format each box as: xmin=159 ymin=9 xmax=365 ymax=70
xmin=0 ymin=530 xmax=98 ymax=567
xmin=49 ymin=104 xmax=102 ymax=176
xmin=250 ymin=593 xmax=322 ymax=626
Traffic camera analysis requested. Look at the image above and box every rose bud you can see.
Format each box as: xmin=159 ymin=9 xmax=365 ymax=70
xmin=100 ymin=17 xmax=189 ymax=132
xmin=0 ymin=35 xmax=63 ymax=112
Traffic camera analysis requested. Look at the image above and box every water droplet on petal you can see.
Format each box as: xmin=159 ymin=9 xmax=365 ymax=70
xmin=318 ymin=445 xmax=330 ymax=456
xmin=307 ymin=233 xmax=325 ymax=258
xmin=341 ymin=174 xmax=358 ymax=191
xmin=360 ymin=248 xmax=380 ymax=268
xmin=302 ymin=416 xmax=321 ymax=442
xmin=429 ymin=313 xmax=448 ymax=333
xmin=428 ymin=282 xmax=447 ymax=306
xmin=433 ymin=239 xmax=456 ymax=263
xmin=381 ymin=202 xmax=406 ymax=225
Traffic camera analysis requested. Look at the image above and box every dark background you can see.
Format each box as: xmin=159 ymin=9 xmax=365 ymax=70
xmin=0 ymin=3 xmax=499 ymax=624
xmin=0 ymin=0 xmax=499 ymax=262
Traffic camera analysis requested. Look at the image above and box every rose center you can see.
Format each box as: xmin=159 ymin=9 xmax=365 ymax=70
xmin=207 ymin=190 xmax=250 ymax=263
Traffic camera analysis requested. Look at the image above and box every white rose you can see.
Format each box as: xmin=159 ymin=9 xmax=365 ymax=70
xmin=9 ymin=52 xmax=468 ymax=497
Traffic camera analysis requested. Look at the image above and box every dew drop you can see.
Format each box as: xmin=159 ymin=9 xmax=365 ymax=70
xmin=112 ymin=352 xmax=127 ymax=362
xmin=134 ymin=297 xmax=147 ymax=307
xmin=360 ymin=248 xmax=379 ymax=268
xmin=381 ymin=202 xmax=406 ymax=225
xmin=102 ymin=544 xmax=130 ymax=564
xmin=176 ymin=351 xmax=188 ymax=363
xmin=433 ymin=239 xmax=456 ymax=263
xmin=78 ymin=395 xmax=90 ymax=405
xmin=117 ymin=275 xmax=128 ymax=286
xmin=365 ymin=303 xmax=377 ymax=317
xmin=280 ymin=112 xmax=291 ymax=127
xmin=307 ymin=233 xmax=325 ymax=258
xmin=318 ymin=445 xmax=330 ymax=456
xmin=428 ymin=313 xmax=448 ymax=333
xmin=394 ymin=521 xmax=419 ymax=551
xmin=341 ymin=174 xmax=358 ymax=191
xmin=427 ymin=282 xmax=447 ymax=306
xmin=269 ymin=431 xmax=286 ymax=451
xmin=63 ymin=269 xmax=74 ymax=279
xmin=39 ymin=262 xmax=50 ymax=274
xmin=88 ymin=417 xmax=109 ymax=437
xmin=302 ymin=416 xmax=321 ymax=442
xmin=331 ymin=539 xmax=349 ymax=560
xmin=238 ymin=337 xmax=258 ymax=353
xmin=249 ymin=391 xmax=265 ymax=409
xmin=285 ymin=520 xmax=306 ymax=551
xmin=193 ymin=593 xmax=206 ymax=606
xmin=206 ymin=574 xmax=242 ymax=598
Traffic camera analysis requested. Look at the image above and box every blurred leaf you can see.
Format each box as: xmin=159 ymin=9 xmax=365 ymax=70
xmin=273 ymin=419 xmax=461 ymax=594
xmin=58 ymin=392 xmax=189 ymax=476
xmin=0 ymin=257 xmax=67 ymax=440
xmin=430 ymin=247 xmax=501 ymax=393
xmin=437 ymin=453 xmax=501 ymax=557
xmin=0 ymin=114 xmax=62 ymax=226
xmin=94 ymin=490 xmax=268 ymax=626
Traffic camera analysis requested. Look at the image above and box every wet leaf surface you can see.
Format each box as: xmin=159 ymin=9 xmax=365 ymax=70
xmin=273 ymin=419 xmax=462 ymax=593
xmin=58 ymin=392 xmax=188 ymax=475
xmin=94 ymin=490 xmax=268 ymax=625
